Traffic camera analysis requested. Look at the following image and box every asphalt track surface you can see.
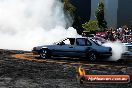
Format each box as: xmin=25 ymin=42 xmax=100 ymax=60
xmin=12 ymin=52 xmax=132 ymax=67
xmin=0 ymin=50 xmax=132 ymax=88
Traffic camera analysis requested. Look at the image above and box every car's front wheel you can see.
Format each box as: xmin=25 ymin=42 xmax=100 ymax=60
xmin=88 ymin=52 xmax=97 ymax=61
xmin=40 ymin=49 xmax=51 ymax=59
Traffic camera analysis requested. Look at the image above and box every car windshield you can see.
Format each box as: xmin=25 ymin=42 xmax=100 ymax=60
xmin=92 ymin=37 xmax=106 ymax=41
xmin=90 ymin=39 xmax=102 ymax=46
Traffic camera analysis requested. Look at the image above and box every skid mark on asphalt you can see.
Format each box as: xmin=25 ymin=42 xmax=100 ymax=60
xmin=11 ymin=53 xmax=127 ymax=68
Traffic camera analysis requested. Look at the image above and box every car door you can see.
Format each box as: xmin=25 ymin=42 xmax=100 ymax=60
xmin=74 ymin=38 xmax=92 ymax=57
xmin=52 ymin=38 xmax=75 ymax=57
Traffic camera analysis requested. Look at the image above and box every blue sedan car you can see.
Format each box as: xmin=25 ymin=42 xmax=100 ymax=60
xmin=32 ymin=37 xmax=112 ymax=61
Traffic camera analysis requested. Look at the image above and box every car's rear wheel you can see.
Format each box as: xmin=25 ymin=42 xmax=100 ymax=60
xmin=40 ymin=49 xmax=51 ymax=59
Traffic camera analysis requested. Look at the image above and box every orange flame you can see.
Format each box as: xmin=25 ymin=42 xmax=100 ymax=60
xmin=78 ymin=66 xmax=86 ymax=76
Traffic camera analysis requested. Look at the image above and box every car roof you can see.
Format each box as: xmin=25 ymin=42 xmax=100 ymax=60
xmin=66 ymin=37 xmax=88 ymax=39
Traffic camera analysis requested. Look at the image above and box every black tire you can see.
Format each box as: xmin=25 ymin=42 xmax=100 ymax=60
xmin=88 ymin=52 xmax=97 ymax=61
xmin=40 ymin=48 xmax=51 ymax=59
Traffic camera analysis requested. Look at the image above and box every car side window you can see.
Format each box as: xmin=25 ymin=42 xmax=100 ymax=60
xmin=63 ymin=39 xmax=70 ymax=45
xmin=62 ymin=38 xmax=75 ymax=45
xmin=57 ymin=38 xmax=75 ymax=45
xmin=76 ymin=38 xmax=92 ymax=46
xmin=69 ymin=38 xmax=75 ymax=45
xmin=76 ymin=38 xmax=86 ymax=46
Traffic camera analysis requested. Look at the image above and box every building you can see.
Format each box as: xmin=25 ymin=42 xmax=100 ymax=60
xmin=91 ymin=0 xmax=118 ymax=28
xmin=117 ymin=0 xmax=132 ymax=27
xmin=70 ymin=0 xmax=91 ymax=23
xmin=70 ymin=0 xmax=132 ymax=28
xmin=104 ymin=0 xmax=118 ymax=28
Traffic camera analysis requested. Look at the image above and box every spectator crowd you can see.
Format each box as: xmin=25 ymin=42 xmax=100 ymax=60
xmin=105 ymin=26 xmax=132 ymax=43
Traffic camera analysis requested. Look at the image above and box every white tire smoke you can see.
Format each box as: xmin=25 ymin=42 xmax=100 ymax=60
xmin=103 ymin=41 xmax=127 ymax=61
xmin=0 ymin=0 xmax=78 ymax=50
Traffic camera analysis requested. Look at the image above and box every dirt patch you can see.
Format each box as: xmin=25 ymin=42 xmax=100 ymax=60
xmin=0 ymin=49 xmax=132 ymax=88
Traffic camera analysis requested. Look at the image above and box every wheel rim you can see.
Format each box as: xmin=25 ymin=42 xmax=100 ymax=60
xmin=89 ymin=53 xmax=96 ymax=61
xmin=40 ymin=49 xmax=47 ymax=58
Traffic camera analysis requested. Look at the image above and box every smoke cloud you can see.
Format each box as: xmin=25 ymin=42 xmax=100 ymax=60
xmin=0 ymin=0 xmax=77 ymax=50
xmin=103 ymin=41 xmax=127 ymax=61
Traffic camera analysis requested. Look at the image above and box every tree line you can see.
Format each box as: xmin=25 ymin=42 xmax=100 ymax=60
xmin=63 ymin=0 xmax=107 ymax=34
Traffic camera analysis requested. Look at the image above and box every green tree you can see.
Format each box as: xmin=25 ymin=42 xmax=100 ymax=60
xmin=82 ymin=20 xmax=99 ymax=32
xmin=63 ymin=0 xmax=76 ymax=16
xmin=63 ymin=0 xmax=83 ymax=34
xmin=95 ymin=0 xmax=107 ymax=31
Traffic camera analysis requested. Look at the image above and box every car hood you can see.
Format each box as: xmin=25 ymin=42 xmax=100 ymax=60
xmin=92 ymin=45 xmax=112 ymax=53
